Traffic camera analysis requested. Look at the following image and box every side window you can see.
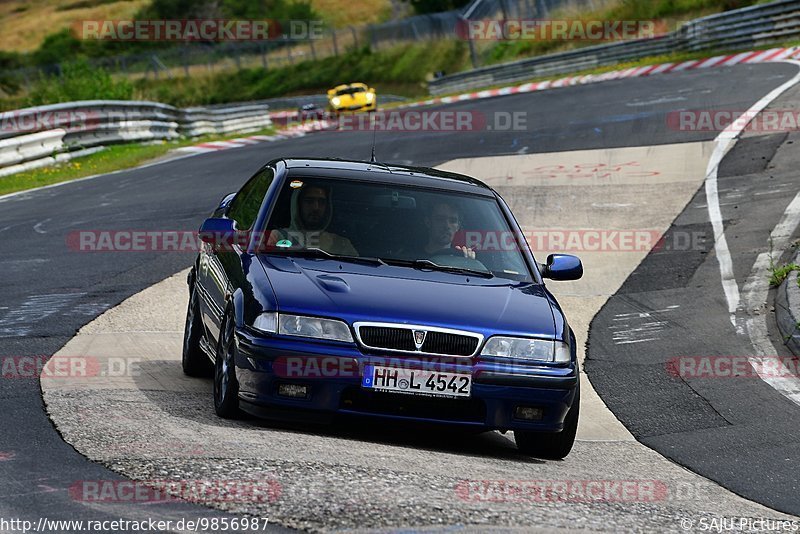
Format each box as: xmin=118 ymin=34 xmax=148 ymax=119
xmin=227 ymin=167 xmax=275 ymax=230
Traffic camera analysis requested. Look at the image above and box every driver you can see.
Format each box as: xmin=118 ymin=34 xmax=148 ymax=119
xmin=421 ymin=201 xmax=475 ymax=259
xmin=266 ymin=184 xmax=357 ymax=255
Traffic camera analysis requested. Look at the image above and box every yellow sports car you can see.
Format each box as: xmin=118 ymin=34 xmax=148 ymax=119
xmin=327 ymin=83 xmax=377 ymax=113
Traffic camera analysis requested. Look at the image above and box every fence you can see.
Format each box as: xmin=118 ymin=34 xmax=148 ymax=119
xmin=0 ymin=0 xmax=596 ymax=91
xmin=429 ymin=0 xmax=800 ymax=94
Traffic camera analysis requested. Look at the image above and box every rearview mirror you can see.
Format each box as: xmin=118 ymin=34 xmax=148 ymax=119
xmin=372 ymin=193 xmax=416 ymax=209
xmin=541 ymin=254 xmax=583 ymax=281
xmin=199 ymin=217 xmax=236 ymax=244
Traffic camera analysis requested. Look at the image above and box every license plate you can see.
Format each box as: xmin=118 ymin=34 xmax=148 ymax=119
xmin=361 ymin=365 xmax=471 ymax=398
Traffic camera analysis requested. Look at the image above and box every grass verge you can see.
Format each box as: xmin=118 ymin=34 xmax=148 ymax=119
xmin=769 ymin=262 xmax=800 ymax=288
xmin=0 ymin=126 xmax=275 ymax=196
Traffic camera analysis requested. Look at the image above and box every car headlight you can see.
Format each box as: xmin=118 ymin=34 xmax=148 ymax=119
xmin=278 ymin=314 xmax=353 ymax=342
xmin=481 ymin=337 xmax=571 ymax=363
xmin=331 ymin=97 xmax=341 ymax=106
xmin=252 ymin=312 xmax=277 ymax=333
xmin=365 ymin=93 xmax=374 ymax=102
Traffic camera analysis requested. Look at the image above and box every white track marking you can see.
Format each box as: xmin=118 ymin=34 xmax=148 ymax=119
xmin=703 ymin=60 xmax=800 ymax=406
xmin=705 ymin=61 xmax=800 ymax=327
xmin=0 ymin=151 xmax=201 ymax=204
xmin=740 ymin=191 xmax=800 ymax=405
xmin=33 ymin=218 xmax=51 ymax=234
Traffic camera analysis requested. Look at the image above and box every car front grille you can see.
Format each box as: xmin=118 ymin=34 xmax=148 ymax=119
xmin=360 ymin=326 xmax=416 ymax=351
xmin=357 ymin=324 xmax=481 ymax=357
xmin=422 ymin=331 xmax=479 ymax=357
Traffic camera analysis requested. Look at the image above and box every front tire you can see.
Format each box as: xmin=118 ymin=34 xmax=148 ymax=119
xmin=213 ymin=311 xmax=241 ymax=418
xmin=515 ymin=387 xmax=579 ymax=459
xmin=182 ymin=278 xmax=213 ymax=377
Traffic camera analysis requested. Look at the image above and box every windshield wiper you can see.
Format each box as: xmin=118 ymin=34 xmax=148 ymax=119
xmin=275 ymin=247 xmax=387 ymax=266
xmin=381 ymin=258 xmax=494 ymax=278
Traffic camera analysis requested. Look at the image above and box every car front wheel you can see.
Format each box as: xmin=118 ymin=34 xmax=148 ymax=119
xmin=182 ymin=278 xmax=213 ymax=377
xmin=213 ymin=311 xmax=241 ymax=418
xmin=515 ymin=387 xmax=579 ymax=459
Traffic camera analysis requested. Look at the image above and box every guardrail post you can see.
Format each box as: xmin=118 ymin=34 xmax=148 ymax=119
xmin=182 ymin=48 xmax=190 ymax=77
xmin=260 ymin=43 xmax=268 ymax=69
xmin=370 ymin=25 xmax=377 ymax=50
xmin=332 ymin=30 xmax=339 ymax=56
xmin=310 ymin=39 xmax=317 ymax=61
xmin=410 ymin=21 xmax=421 ymax=40
xmin=350 ymin=26 xmax=359 ymax=49
xmin=461 ymin=16 xmax=480 ymax=69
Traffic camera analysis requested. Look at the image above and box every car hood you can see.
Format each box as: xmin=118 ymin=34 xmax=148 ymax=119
xmin=258 ymin=256 xmax=557 ymax=339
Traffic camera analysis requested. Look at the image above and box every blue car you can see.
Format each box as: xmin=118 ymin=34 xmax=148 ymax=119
xmin=183 ymin=158 xmax=583 ymax=458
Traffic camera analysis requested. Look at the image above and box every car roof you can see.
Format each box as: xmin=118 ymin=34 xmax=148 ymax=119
xmin=278 ymin=158 xmax=494 ymax=196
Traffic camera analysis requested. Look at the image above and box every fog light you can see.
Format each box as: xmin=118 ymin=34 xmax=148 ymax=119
xmin=278 ymin=383 xmax=309 ymax=398
xmin=514 ymin=406 xmax=543 ymax=421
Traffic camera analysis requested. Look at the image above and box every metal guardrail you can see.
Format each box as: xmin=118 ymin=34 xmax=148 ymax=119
xmin=429 ymin=0 xmax=800 ymax=95
xmin=0 ymin=92 xmax=410 ymax=177
xmin=0 ymin=99 xmax=274 ymax=177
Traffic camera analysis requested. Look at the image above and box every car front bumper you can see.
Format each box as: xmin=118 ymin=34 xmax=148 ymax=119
xmin=329 ymin=101 xmax=376 ymax=112
xmin=234 ymin=328 xmax=578 ymax=432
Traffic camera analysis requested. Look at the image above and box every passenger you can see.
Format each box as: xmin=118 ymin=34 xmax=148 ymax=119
xmin=397 ymin=201 xmax=475 ymax=259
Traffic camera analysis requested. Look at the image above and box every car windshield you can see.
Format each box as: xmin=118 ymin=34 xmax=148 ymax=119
xmin=336 ymin=86 xmax=366 ymax=95
xmin=260 ymin=176 xmax=534 ymax=282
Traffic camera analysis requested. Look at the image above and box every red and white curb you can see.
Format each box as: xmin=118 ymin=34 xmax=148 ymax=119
xmin=176 ymin=121 xmax=332 ymax=154
xmin=175 ymin=45 xmax=800 ymax=155
xmin=406 ymin=46 xmax=800 ymax=108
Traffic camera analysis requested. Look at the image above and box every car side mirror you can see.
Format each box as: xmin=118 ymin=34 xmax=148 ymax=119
xmin=199 ymin=217 xmax=236 ymax=244
xmin=541 ymin=254 xmax=583 ymax=281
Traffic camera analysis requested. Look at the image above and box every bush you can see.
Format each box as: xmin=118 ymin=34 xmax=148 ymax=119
xmin=134 ymin=41 xmax=467 ymax=106
xmin=26 ymin=60 xmax=133 ymax=106
xmin=0 ymin=51 xmax=23 ymax=95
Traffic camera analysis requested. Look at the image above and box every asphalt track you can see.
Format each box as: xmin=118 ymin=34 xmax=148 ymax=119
xmin=1 ymin=62 xmax=798 ymax=527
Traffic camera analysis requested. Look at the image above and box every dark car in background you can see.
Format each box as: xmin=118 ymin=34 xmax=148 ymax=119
xmin=182 ymin=158 xmax=583 ymax=459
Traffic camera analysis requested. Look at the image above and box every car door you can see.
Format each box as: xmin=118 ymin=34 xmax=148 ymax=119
xmin=199 ymin=166 xmax=275 ymax=346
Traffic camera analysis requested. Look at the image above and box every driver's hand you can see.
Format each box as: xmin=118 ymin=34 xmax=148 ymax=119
xmin=455 ymin=245 xmax=476 ymax=259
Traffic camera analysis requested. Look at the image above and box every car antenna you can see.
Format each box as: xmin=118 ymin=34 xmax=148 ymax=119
xmin=369 ymin=111 xmax=378 ymax=163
